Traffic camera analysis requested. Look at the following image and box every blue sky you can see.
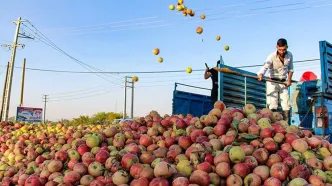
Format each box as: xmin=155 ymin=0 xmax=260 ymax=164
xmin=0 ymin=0 xmax=331 ymax=121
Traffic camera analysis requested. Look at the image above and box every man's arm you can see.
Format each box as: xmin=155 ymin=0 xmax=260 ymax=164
xmin=204 ymin=69 xmax=212 ymax=79
xmin=286 ymin=54 xmax=294 ymax=86
xmin=257 ymin=55 xmax=273 ymax=81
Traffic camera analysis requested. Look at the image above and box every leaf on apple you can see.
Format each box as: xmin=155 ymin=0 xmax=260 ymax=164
xmin=231 ymin=120 xmax=240 ymax=133
xmin=239 ymin=133 xmax=258 ymax=140
xmin=315 ymin=151 xmax=325 ymax=161
xmin=224 ymin=146 xmax=232 ymax=153
xmin=282 ymin=180 xmax=288 ymax=186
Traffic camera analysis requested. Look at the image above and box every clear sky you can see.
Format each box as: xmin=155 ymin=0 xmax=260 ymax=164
xmin=0 ymin=0 xmax=331 ymax=121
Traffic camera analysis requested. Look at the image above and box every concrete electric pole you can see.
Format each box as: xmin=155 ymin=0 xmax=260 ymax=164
xmin=19 ymin=58 xmax=26 ymax=107
xmin=43 ymin=95 xmax=48 ymax=123
xmin=0 ymin=17 xmax=23 ymax=121
xmin=123 ymin=76 xmax=128 ymax=119
xmin=123 ymin=76 xmax=138 ymax=119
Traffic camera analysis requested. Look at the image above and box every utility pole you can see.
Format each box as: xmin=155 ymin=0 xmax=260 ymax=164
xmin=131 ymin=82 xmax=134 ymax=119
xmin=0 ymin=17 xmax=22 ymax=121
xmin=123 ymin=76 xmax=128 ymax=119
xmin=0 ymin=62 xmax=10 ymax=119
xmin=19 ymin=58 xmax=26 ymax=107
xmin=43 ymin=95 xmax=48 ymax=123
xmin=123 ymin=76 xmax=138 ymax=119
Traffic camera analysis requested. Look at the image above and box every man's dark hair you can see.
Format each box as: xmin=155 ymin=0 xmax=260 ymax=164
xmin=217 ymin=60 xmax=220 ymax=65
xmin=277 ymin=38 xmax=288 ymax=47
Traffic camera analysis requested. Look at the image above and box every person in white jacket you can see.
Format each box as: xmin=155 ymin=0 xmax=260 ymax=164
xmin=257 ymin=38 xmax=294 ymax=124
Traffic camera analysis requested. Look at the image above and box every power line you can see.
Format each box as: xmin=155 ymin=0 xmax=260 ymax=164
xmin=20 ymin=21 xmax=124 ymax=87
xmin=45 ymin=63 xmax=320 ymax=100
xmin=44 ymin=62 xmax=321 ymax=102
xmin=43 ymin=16 xmax=160 ymax=33
xmin=40 ymin=0 xmax=331 ymax=36
xmin=0 ymin=58 xmax=319 ymax=74
xmin=47 ymin=83 xmax=120 ymax=96
xmin=180 ymin=0 xmax=275 ymax=13
xmin=48 ymin=84 xmax=121 ymax=98
xmin=47 ymin=80 xmax=210 ymax=102
xmin=22 ymin=22 xmax=124 ymax=82
xmin=48 ymin=87 xmax=123 ymax=102
xmin=42 ymin=0 xmax=271 ymax=34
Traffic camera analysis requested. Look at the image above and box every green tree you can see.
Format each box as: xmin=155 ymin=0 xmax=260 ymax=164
xmin=106 ymin=112 xmax=123 ymax=122
xmin=70 ymin=115 xmax=91 ymax=125
xmin=89 ymin=112 xmax=123 ymax=124
xmin=90 ymin=112 xmax=108 ymax=124
xmin=59 ymin=119 xmax=70 ymax=125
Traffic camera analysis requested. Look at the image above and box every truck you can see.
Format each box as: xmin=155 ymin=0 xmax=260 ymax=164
xmin=172 ymin=40 xmax=332 ymax=141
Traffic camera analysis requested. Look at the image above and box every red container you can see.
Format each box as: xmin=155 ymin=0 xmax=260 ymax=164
xmin=299 ymin=71 xmax=317 ymax=82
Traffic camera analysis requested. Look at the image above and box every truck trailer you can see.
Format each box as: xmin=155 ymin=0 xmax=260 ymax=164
xmin=172 ymin=40 xmax=332 ymax=141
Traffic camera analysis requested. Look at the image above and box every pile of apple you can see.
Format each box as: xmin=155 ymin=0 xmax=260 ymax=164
xmin=0 ymin=101 xmax=332 ymax=186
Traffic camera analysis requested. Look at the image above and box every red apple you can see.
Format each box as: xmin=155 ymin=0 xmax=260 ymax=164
xmin=264 ymin=141 xmax=278 ymax=153
xmin=283 ymin=156 xmax=299 ymax=168
xmin=248 ymin=124 xmax=260 ymax=135
xmin=252 ymin=148 xmax=269 ymax=165
xmin=131 ymin=177 xmax=150 ymax=186
xmin=121 ymin=153 xmax=139 ymax=170
xmin=64 ymin=171 xmax=81 ymax=185
xmin=226 ymin=174 xmax=243 ymax=186
xmin=244 ymin=173 xmax=261 ymax=186
xmin=244 ymin=156 xmax=258 ymax=171
xmin=270 ymin=162 xmax=289 ymax=181
xmin=95 ymin=150 xmax=110 ymax=164
xmin=306 ymin=158 xmax=323 ymax=170
xmin=232 ymin=163 xmax=250 ymax=178
xmin=290 ymin=165 xmax=310 ymax=180
xmin=139 ymin=135 xmax=153 ymax=147
xmin=215 ymin=162 xmax=231 ymax=178
xmin=285 ymin=133 xmax=299 ymax=144
xmin=266 ymin=154 xmax=282 ymax=167
xmin=260 ymin=128 xmax=275 ymax=138
xmin=24 ymin=176 xmax=42 ymax=186
xmin=149 ymin=177 xmax=169 ymax=186
xmin=196 ymin=159 xmax=211 ymax=170
xmin=264 ymin=177 xmax=281 ymax=186
xmin=253 ymin=165 xmax=270 ymax=181
xmin=77 ymin=144 xmax=90 ymax=156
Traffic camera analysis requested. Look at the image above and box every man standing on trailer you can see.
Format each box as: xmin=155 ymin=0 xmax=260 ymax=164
xmin=204 ymin=60 xmax=221 ymax=104
xmin=257 ymin=38 xmax=294 ymax=124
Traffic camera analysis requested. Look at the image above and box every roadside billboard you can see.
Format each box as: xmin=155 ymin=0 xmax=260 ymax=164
xmin=16 ymin=107 xmax=43 ymax=123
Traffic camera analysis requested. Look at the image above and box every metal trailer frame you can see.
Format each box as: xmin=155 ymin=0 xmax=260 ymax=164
xmin=172 ymin=40 xmax=332 ymax=140
xmin=217 ymin=56 xmax=267 ymax=110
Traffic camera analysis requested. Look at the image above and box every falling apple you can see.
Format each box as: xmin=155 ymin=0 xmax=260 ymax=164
xmin=196 ymin=27 xmax=203 ymax=34
xmin=186 ymin=9 xmax=192 ymax=15
xmin=216 ymin=36 xmax=221 ymax=41
xmin=225 ymin=45 xmax=230 ymax=51
xmin=158 ymin=57 xmax=163 ymax=63
xmin=132 ymin=76 xmax=139 ymax=82
xmin=169 ymin=4 xmax=175 ymax=10
xmin=177 ymin=5 xmax=184 ymax=11
xmin=200 ymin=14 xmax=206 ymax=19
xmin=178 ymin=0 xmax=184 ymax=5
xmin=153 ymin=48 xmax=160 ymax=55
xmin=186 ymin=67 xmax=192 ymax=74
xmin=189 ymin=11 xmax=195 ymax=17
xmin=183 ymin=10 xmax=187 ymax=16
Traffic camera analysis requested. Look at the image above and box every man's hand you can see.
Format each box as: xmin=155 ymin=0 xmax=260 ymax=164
xmin=204 ymin=67 xmax=211 ymax=79
xmin=258 ymin=74 xmax=263 ymax=81
xmin=286 ymin=79 xmax=291 ymax=87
